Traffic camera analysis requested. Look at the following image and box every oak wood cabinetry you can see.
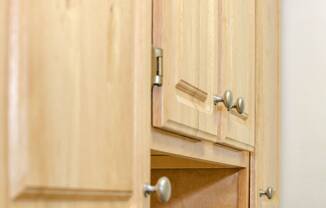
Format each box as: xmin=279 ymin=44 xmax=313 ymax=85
xmin=0 ymin=0 xmax=279 ymax=208
xmin=152 ymin=0 xmax=255 ymax=151
xmin=0 ymin=0 xmax=151 ymax=207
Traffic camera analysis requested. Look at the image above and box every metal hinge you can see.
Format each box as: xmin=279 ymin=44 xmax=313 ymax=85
xmin=152 ymin=48 xmax=163 ymax=86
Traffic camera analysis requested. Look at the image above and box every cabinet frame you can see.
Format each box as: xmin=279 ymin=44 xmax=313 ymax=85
xmin=250 ymin=0 xmax=280 ymax=207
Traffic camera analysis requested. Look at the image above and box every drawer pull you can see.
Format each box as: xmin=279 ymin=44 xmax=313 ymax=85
xmin=213 ymin=90 xmax=234 ymax=110
xmin=144 ymin=176 xmax=172 ymax=203
xmin=259 ymin=187 xmax=274 ymax=199
xmin=232 ymin=97 xmax=245 ymax=114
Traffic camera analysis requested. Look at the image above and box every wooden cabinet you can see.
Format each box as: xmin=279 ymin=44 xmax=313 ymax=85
xmin=152 ymin=0 xmax=220 ymax=143
xmin=0 ymin=0 xmax=151 ymax=207
xmin=8 ymin=0 xmax=135 ymax=199
xmin=152 ymin=0 xmax=255 ymax=150
xmin=0 ymin=0 xmax=279 ymax=207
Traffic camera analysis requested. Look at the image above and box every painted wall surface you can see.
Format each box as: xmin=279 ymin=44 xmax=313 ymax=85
xmin=281 ymin=0 xmax=326 ymax=207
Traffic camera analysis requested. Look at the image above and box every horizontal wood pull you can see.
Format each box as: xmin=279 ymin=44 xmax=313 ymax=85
xmin=176 ymin=80 xmax=207 ymax=102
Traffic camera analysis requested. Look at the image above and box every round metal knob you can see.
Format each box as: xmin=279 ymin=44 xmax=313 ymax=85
xmin=232 ymin=97 xmax=245 ymax=114
xmin=144 ymin=177 xmax=172 ymax=203
xmin=259 ymin=187 xmax=274 ymax=200
xmin=213 ymin=90 xmax=233 ymax=110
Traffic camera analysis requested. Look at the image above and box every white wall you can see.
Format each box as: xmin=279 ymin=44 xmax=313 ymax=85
xmin=281 ymin=0 xmax=326 ymax=207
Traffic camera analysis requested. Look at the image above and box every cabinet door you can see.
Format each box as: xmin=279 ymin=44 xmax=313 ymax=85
xmin=3 ymin=1 xmax=150 ymax=207
xmin=219 ymin=0 xmax=256 ymax=150
xmin=152 ymin=0 xmax=220 ymax=142
xmin=152 ymin=0 xmax=255 ymax=150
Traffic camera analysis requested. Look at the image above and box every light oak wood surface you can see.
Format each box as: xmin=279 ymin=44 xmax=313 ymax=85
xmin=152 ymin=0 xmax=256 ymax=151
xmin=0 ymin=0 xmax=9 ymax=207
xmin=218 ymin=0 xmax=256 ymax=151
xmin=151 ymin=130 xmax=250 ymax=168
xmin=0 ymin=0 xmax=279 ymax=207
xmin=8 ymin=0 xmax=134 ymax=198
xmin=1 ymin=0 xmax=152 ymax=207
xmin=152 ymin=0 xmax=220 ymax=142
xmin=131 ymin=0 xmax=152 ymax=206
xmin=151 ymin=154 xmax=235 ymax=169
xmin=251 ymin=0 xmax=280 ymax=207
xmin=151 ymin=168 xmax=249 ymax=208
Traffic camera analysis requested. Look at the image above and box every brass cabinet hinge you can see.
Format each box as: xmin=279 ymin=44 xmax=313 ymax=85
xmin=152 ymin=48 xmax=163 ymax=86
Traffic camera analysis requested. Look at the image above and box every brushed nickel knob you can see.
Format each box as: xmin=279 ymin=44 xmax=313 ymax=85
xmin=213 ymin=90 xmax=233 ymax=110
xmin=259 ymin=187 xmax=274 ymax=199
xmin=144 ymin=177 xmax=172 ymax=203
xmin=232 ymin=97 xmax=245 ymax=114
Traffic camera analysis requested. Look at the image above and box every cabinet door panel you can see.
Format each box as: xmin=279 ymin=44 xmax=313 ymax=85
xmin=8 ymin=0 xmax=134 ymax=199
xmin=219 ymin=0 xmax=255 ymax=150
xmin=153 ymin=0 xmax=220 ymax=142
xmin=153 ymin=0 xmax=255 ymax=150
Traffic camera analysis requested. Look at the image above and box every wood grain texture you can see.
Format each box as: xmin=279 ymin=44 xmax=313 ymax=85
xmin=238 ymin=164 xmax=250 ymax=208
xmin=151 ymin=169 xmax=241 ymax=208
xmin=251 ymin=0 xmax=280 ymax=207
xmin=152 ymin=0 xmax=221 ymax=142
xmin=218 ymin=0 xmax=256 ymax=151
xmin=131 ymin=0 xmax=152 ymax=206
xmin=1 ymin=0 xmax=152 ymax=206
xmin=8 ymin=0 xmax=134 ymax=199
xmin=151 ymin=155 xmax=235 ymax=169
xmin=152 ymin=130 xmax=250 ymax=168
xmin=175 ymin=80 xmax=208 ymax=102
xmin=152 ymin=0 xmax=256 ymax=151
xmin=0 ymin=0 xmax=9 ymax=207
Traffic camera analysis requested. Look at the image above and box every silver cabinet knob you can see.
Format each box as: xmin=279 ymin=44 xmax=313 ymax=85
xmin=232 ymin=97 xmax=245 ymax=114
xmin=213 ymin=90 xmax=233 ymax=110
xmin=144 ymin=177 xmax=172 ymax=203
xmin=259 ymin=187 xmax=274 ymax=199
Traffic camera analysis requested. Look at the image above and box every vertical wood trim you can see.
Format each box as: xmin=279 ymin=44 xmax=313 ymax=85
xmin=251 ymin=0 xmax=280 ymax=207
xmin=7 ymin=0 xmax=29 ymax=197
xmin=131 ymin=0 xmax=152 ymax=206
xmin=0 ymin=0 xmax=9 ymax=206
xmin=238 ymin=154 xmax=250 ymax=208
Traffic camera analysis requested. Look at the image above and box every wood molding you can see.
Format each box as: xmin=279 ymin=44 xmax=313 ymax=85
xmin=175 ymin=80 xmax=208 ymax=102
xmin=151 ymin=129 xmax=249 ymax=168
xmin=151 ymin=154 xmax=234 ymax=169
xmin=13 ymin=186 xmax=132 ymax=200
xmin=151 ymin=169 xmax=241 ymax=208
xmin=0 ymin=0 xmax=9 ymax=207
